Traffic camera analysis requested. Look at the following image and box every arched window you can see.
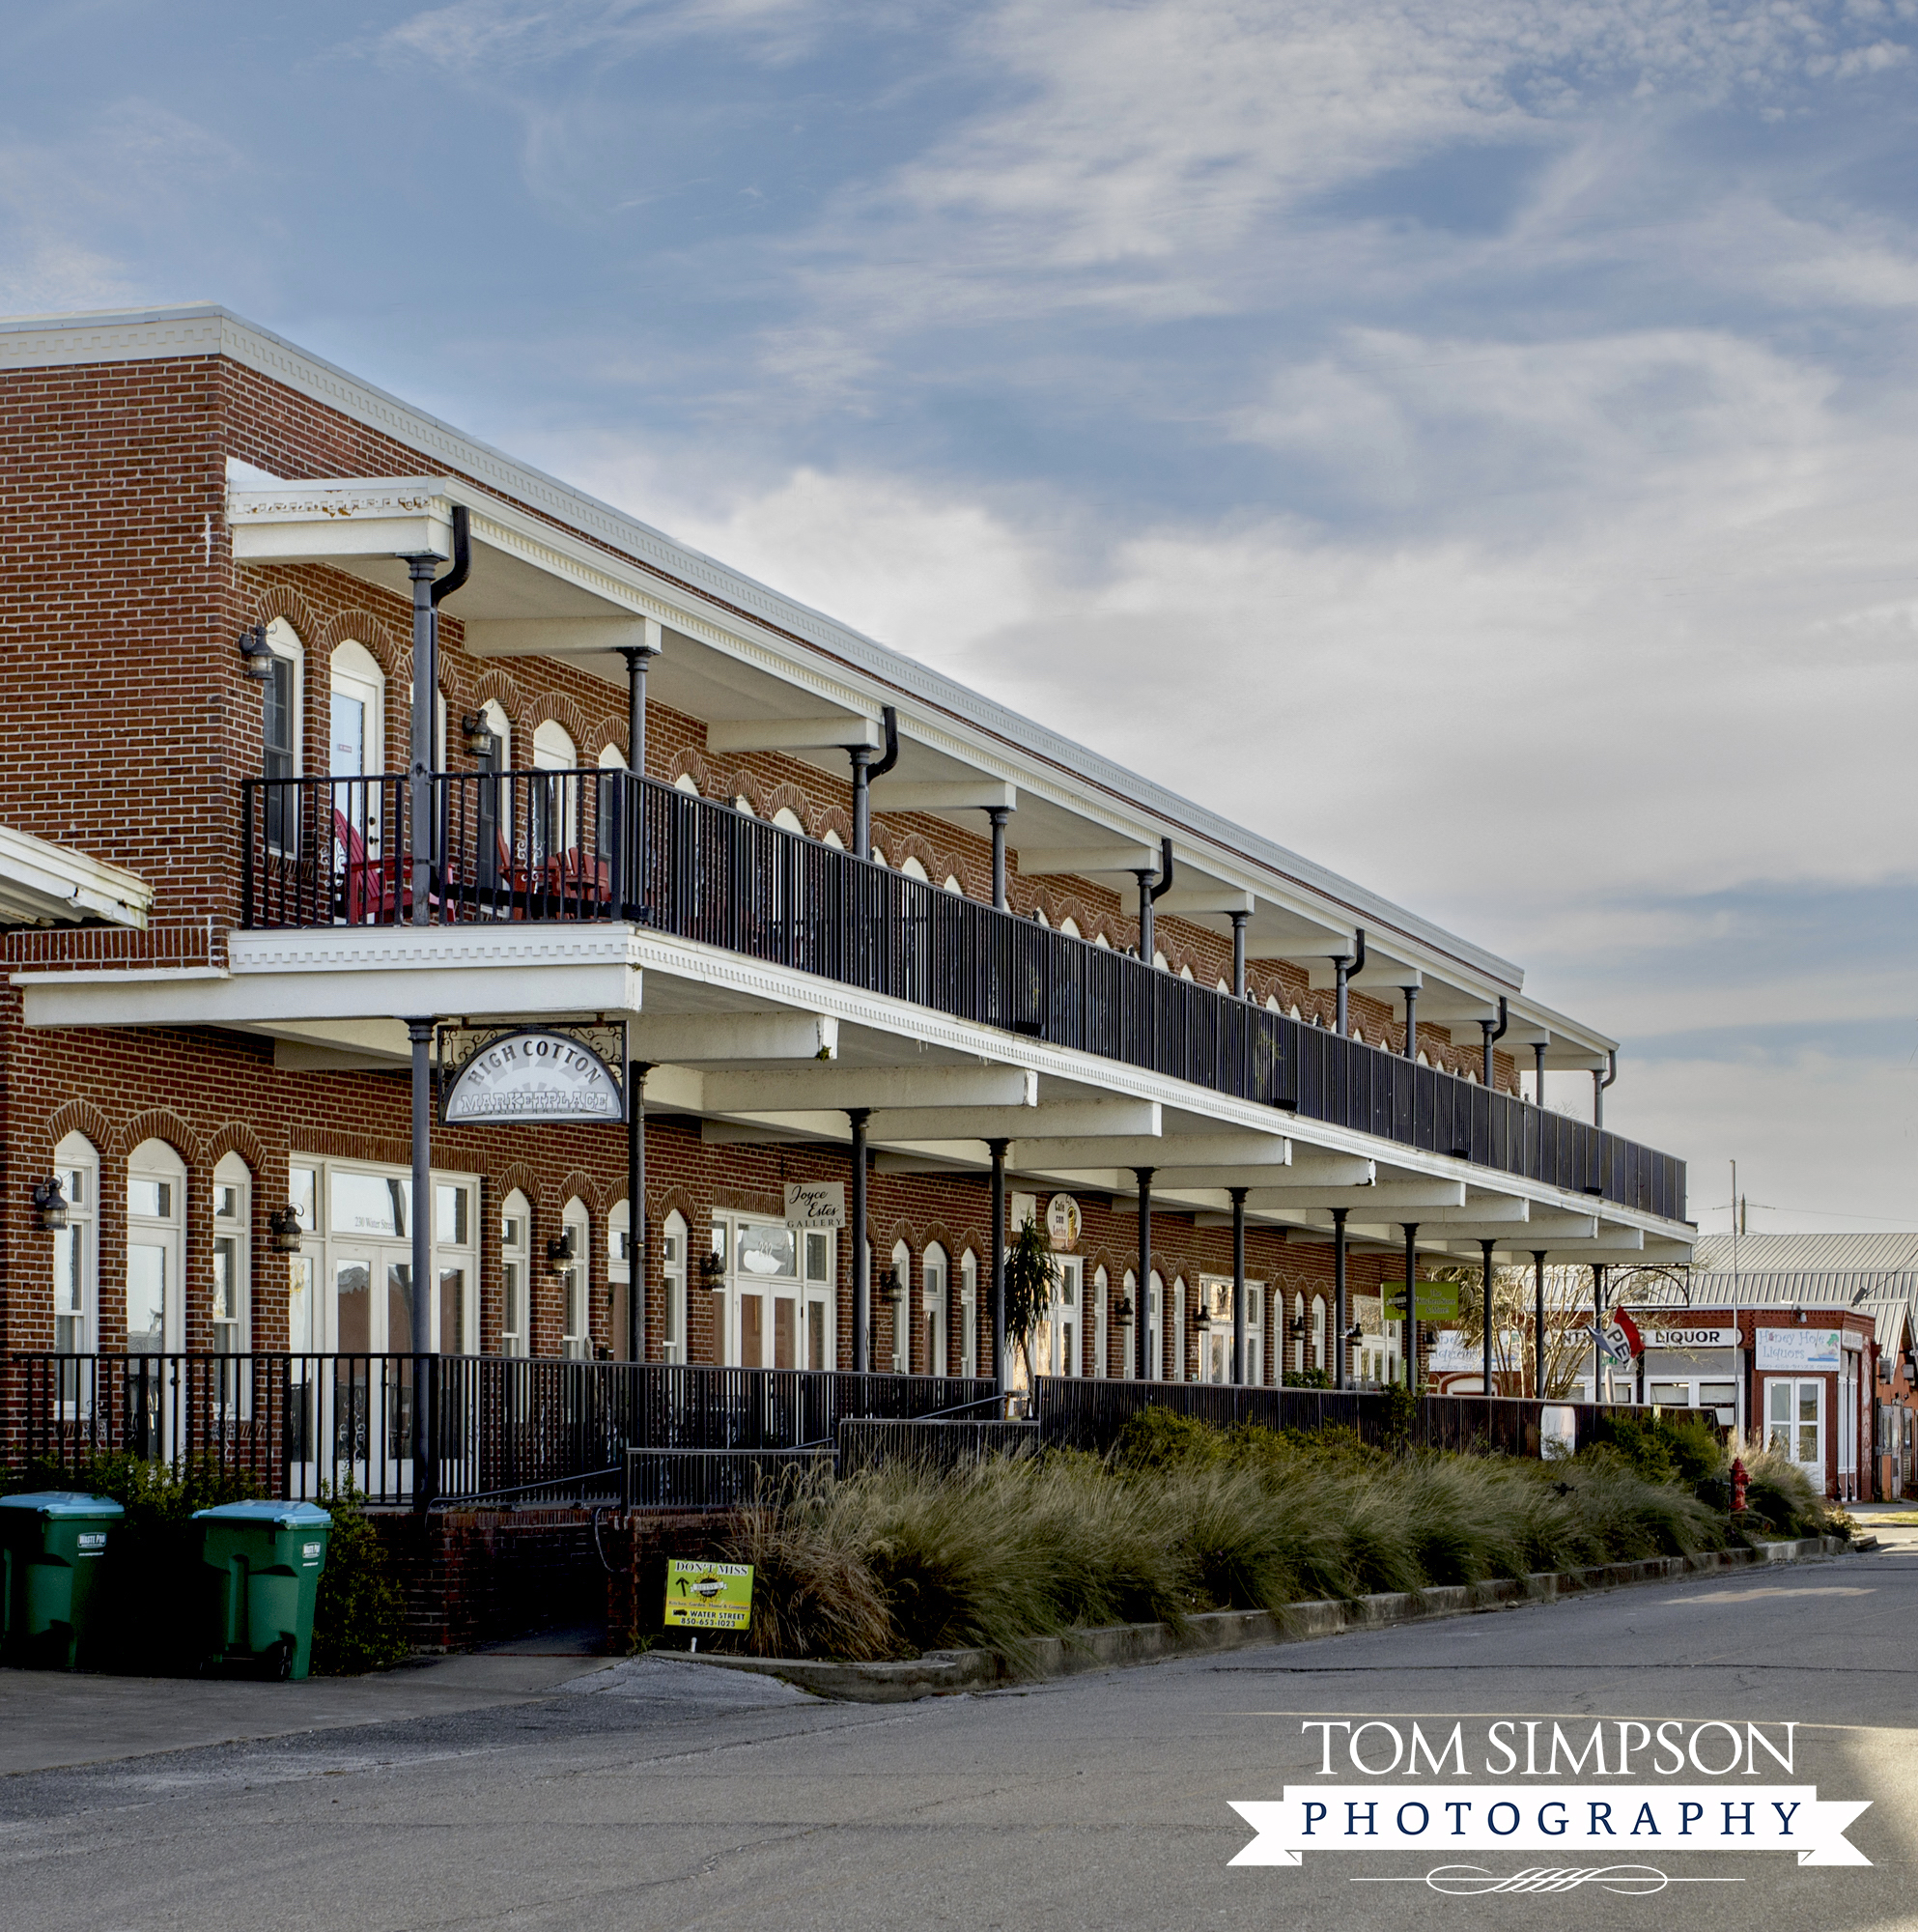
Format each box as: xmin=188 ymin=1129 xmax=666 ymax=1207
xmin=923 ymin=1242 xmax=948 ymax=1378
xmin=661 ymin=1209 xmax=689 ymax=1364
xmin=1059 ymin=916 xmax=1082 ymax=938
xmin=608 ymin=1196 xmax=632 ymax=1360
xmin=1148 ymin=1269 xmax=1164 ymax=1380
xmin=773 ymin=806 xmax=804 ymax=834
xmin=822 ymin=827 xmax=844 ymax=849
xmin=561 ymin=1197 xmax=591 ymax=1359
xmin=673 ymin=771 xmax=700 ymax=795
xmin=127 ymin=1139 xmax=186 ymax=1354
xmin=1179 ymin=963 xmax=1195 ymax=982
xmin=51 ymin=1131 xmax=99 ymax=1359
xmin=960 ymin=1250 xmax=978 ymax=1378
xmin=1288 ymin=1004 xmax=1302 ymax=1021
xmin=212 ymin=1151 xmax=251 ymax=1357
xmin=734 ymin=794 xmax=756 ymax=816
xmin=943 ymin=874 xmax=962 ymax=895
xmin=1093 ymin=1265 xmax=1109 ymax=1377
xmin=1216 ymin=978 xmax=1230 ymax=993
xmin=1121 ymin=1269 xmax=1138 ymax=1379
xmin=534 ymin=721 xmax=577 ymax=769
xmin=499 ymin=1189 xmax=530 ymax=1355
xmin=328 ymin=639 xmax=383 ymax=775
xmin=533 ymin=722 xmax=578 ymax=858
xmin=900 ymin=855 xmax=928 ymax=883
xmin=1033 ymin=906 xmax=1049 ymax=927
xmin=1093 ymin=930 xmax=1111 ymax=949
xmin=1312 ymin=1294 xmax=1326 ymax=1373
xmin=890 ymin=1238 xmax=913 ymax=1372
xmin=1171 ymin=1277 xmax=1187 ymax=1381
xmin=869 ymin=842 xmax=888 ymax=867
xmin=596 ymin=744 xmax=626 ymax=864
xmin=1152 ymin=950 xmax=1169 ymax=972
xmin=260 ymin=619 xmax=304 ymax=853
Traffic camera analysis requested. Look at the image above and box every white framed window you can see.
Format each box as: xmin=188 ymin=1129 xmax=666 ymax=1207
xmin=1122 ymin=1269 xmax=1138 ymax=1379
xmin=436 ymin=1180 xmax=474 ymax=1352
xmin=960 ymin=1250 xmax=978 ymax=1378
xmin=533 ymin=720 xmax=579 ymax=858
xmin=561 ymin=1197 xmax=591 ymax=1359
xmin=608 ymin=1196 xmax=632 ymax=1360
xmin=1093 ymin=1266 xmax=1109 ymax=1378
xmin=127 ymin=1139 xmax=186 ymax=1354
xmin=707 ymin=1212 xmax=832 ymax=1369
xmin=1049 ymin=1256 xmax=1082 ymax=1378
xmin=1171 ymin=1277 xmax=1186 ymax=1382
xmin=890 ymin=1239 xmax=912 ymax=1374
xmin=803 ymin=1226 xmax=833 ymax=1370
xmin=51 ymin=1131 xmax=98 ymax=1356
xmin=261 ymin=618 xmax=304 ymax=852
xmin=287 ymin=1164 xmax=317 ymax=1353
xmin=773 ymin=806 xmax=804 ymax=833
xmin=1148 ymin=1270 xmax=1164 ymax=1380
xmin=923 ymin=1243 xmax=948 ymax=1378
xmin=499 ymin=1189 xmax=530 ymax=1356
xmin=212 ymin=1151 xmax=251 ymax=1356
xmin=1765 ymin=1378 xmax=1824 ymax=1484
xmin=1311 ymin=1294 xmax=1326 ymax=1374
xmin=661 ymin=1210 xmax=689 ymax=1365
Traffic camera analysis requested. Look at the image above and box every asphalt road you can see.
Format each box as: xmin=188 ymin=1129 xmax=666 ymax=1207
xmin=4 ymin=1535 xmax=1916 ymax=1932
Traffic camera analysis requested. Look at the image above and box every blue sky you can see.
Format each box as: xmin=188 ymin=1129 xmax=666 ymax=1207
xmin=6 ymin=0 xmax=1917 ymax=1231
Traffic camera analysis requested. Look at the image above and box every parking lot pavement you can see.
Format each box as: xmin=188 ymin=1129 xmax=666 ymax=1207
xmin=2 ymin=1551 xmax=1912 ymax=1931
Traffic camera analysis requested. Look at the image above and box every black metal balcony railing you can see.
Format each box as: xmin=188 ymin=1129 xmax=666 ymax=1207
xmin=241 ymin=770 xmax=1685 ymax=1220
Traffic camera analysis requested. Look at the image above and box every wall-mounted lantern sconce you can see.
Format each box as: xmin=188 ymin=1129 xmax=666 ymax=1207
xmin=698 ymin=1249 xmax=726 ymax=1287
xmin=878 ymin=1267 xmax=904 ymax=1305
xmin=268 ymin=1205 xmax=304 ymax=1254
xmin=32 ymin=1178 xmax=69 ymax=1232
xmin=239 ymin=623 xmax=275 ymax=682
xmin=1112 ymin=1292 xmax=1134 ymax=1323
xmin=547 ymin=1230 xmax=576 ymax=1273
xmin=461 ymin=712 xmax=498 ymax=759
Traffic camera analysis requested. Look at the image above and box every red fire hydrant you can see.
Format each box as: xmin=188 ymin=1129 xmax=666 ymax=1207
xmin=1731 ymin=1457 xmax=1749 ymax=1514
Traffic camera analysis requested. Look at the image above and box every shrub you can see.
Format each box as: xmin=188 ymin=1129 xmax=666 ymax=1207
xmin=310 ymin=1484 xmax=409 ymax=1675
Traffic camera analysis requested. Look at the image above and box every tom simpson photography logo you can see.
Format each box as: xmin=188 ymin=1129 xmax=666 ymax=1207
xmin=1230 ymin=1719 xmax=1870 ymax=1890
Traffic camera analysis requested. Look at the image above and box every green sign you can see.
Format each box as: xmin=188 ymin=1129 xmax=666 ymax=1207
xmin=1380 ymin=1280 xmax=1460 ymax=1321
xmin=664 ymin=1558 xmax=754 ymax=1631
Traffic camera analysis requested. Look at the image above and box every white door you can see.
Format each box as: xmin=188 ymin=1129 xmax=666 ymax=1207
xmin=1048 ymin=1258 xmax=1083 ymax=1378
xmin=1765 ymin=1378 xmax=1825 ymax=1489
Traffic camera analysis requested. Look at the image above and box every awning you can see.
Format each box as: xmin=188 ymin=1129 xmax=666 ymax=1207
xmin=0 ymin=824 xmax=150 ymax=929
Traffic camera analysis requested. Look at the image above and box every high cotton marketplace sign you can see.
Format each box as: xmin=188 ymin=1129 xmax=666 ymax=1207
xmin=440 ymin=1025 xmax=627 ymax=1123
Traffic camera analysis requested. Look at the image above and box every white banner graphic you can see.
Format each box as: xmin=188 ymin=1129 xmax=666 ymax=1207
xmin=1230 ymin=1786 xmax=1870 ymax=1868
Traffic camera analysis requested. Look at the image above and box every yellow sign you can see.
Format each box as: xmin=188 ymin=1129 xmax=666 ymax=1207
xmin=663 ymin=1559 xmax=754 ymax=1631
xmin=1380 ymin=1280 xmax=1460 ymax=1321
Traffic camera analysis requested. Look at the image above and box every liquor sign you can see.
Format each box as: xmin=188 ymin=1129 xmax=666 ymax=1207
xmin=1756 ymin=1326 xmax=1842 ymax=1373
xmin=784 ymin=1180 xmax=846 ymax=1230
xmin=1638 ymin=1324 xmax=1739 ymax=1351
xmin=438 ymin=1023 xmax=626 ymax=1124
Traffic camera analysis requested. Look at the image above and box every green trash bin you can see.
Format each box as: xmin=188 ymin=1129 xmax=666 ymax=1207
xmin=0 ymin=1492 xmax=125 ymax=1670
xmin=190 ymin=1500 xmax=332 ymax=1681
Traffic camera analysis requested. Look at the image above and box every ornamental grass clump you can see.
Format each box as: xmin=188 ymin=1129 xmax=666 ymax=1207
xmin=718 ymin=1416 xmax=1735 ymax=1667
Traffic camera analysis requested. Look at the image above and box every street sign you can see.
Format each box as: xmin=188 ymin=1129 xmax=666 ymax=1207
xmin=1380 ymin=1280 xmax=1459 ymax=1321
xmin=663 ymin=1559 xmax=754 ymax=1632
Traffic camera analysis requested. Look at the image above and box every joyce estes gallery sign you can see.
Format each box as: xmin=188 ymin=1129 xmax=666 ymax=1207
xmin=439 ymin=1024 xmax=628 ymax=1124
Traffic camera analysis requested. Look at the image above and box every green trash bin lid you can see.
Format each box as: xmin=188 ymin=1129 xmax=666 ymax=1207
xmin=0 ymin=1492 xmax=125 ymax=1520
xmin=191 ymin=1500 xmax=333 ymax=1529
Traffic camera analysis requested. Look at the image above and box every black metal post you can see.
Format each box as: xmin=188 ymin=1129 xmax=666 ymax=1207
xmin=1481 ymin=1237 xmax=1497 ymax=1408
xmin=1534 ymin=1041 xmax=1547 ymax=1107
xmin=851 ymin=747 xmax=874 ymax=858
xmin=1136 ymin=869 xmax=1155 ymax=962
xmin=1229 ymin=1186 xmax=1248 ymax=1384
xmin=1135 ymin=1168 xmax=1155 ymax=1379
xmin=988 ymin=807 xmax=1010 ymax=910
xmin=1335 ymin=927 xmax=1365 ymax=1036
xmin=1333 ymin=1207 xmax=1349 ymax=1389
xmin=849 ymin=1108 xmax=870 ymax=1372
xmin=1402 ymin=984 xmax=1419 ymax=1060
xmin=1230 ymin=912 xmax=1248 ymax=1000
xmin=619 ymin=639 xmax=659 ymax=921
xmin=407 ymin=558 xmax=438 ymax=924
xmin=1401 ymin=1223 xmax=1419 ymax=1393
xmin=407 ymin=1016 xmax=435 ymax=1508
xmin=627 ymin=1063 xmax=650 ymax=1362
xmin=1593 ymin=1262 xmax=1607 ymax=1404
xmin=1533 ymin=1250 xmax=1547 ymax=1398
xmin=988 ymin=1138 xmax=1008 ymax=1395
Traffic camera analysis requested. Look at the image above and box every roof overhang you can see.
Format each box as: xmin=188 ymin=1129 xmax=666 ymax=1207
xmin=0 ymin=825 xmax=150 ymax=929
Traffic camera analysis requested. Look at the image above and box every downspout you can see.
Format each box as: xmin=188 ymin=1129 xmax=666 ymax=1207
xmin=1335 ymin=927 xmax=1366 ymax=1037
xmin=1481 ymin=995 xmax=1509 ymax=1089
xmin=849 ymin=707 xmax=897 ymax=861
xmin=1138 ymin=837 xmax=1174 ymax=963
xmin=1594 ymin=1048 xmax=1617 ymax=1129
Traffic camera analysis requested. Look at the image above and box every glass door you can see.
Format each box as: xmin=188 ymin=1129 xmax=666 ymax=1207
xmin=1765 ymin=1378 xmax=1824 ymax=1487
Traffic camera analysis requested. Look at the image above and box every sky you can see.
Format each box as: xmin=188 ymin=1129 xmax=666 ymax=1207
xmin=5 ymin=0 xmax=1916 ymax=1234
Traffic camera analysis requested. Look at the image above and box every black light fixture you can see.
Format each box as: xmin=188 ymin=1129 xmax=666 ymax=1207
xmin=461 ymin=711 xmax=498 ymax=759
xmin=546 ymin=1229 xmax=576 ymax=1272
xmin=267 ymin=1205 xmax=304 ymax=1253
xmin=1113 ymin=1291 xmax=1134 ymax=1322
xmin=698 ymin=1249 xmax=726 ymax=1286
xmin=239 ymin=622 xmax=275 ymax=682
xmin=879 ymin=1266 xmax=904 ymax=1305
xmin=1288 ymin=1309 xmax=1308 ymax=1339
xmin=32 ymin=1178 xmax=69 ymax=1232
xmin=1344 ymin=1321 xmax=1364 ymax=1345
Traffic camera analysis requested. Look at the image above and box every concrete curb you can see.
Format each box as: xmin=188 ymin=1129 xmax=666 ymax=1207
xmin=682 ymin=1534 xmax=1853 ymax=1703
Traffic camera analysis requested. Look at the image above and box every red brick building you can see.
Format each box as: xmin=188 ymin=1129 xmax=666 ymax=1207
xmin=0 ymin=305 xmax=1695 ymax=1488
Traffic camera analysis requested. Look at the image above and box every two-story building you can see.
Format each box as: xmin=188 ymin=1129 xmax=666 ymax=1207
xmin=0 ymin=303 xmax=1694 ymax=1487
